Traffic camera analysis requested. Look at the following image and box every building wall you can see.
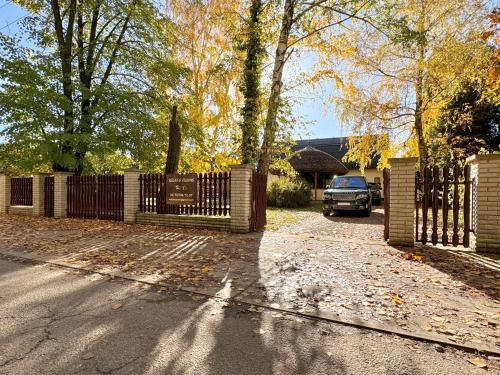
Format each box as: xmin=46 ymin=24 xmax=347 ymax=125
xmin=346 ymin=168 xmax=383 ymax=183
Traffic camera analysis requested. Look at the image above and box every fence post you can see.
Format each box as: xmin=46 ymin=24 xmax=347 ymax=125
xmin=124 ymin=168 xmax=142 ymax=224
xmin=32 ymin=173 xmax=49 ymax=216
xmin=229 ymin=164 xmax=253 ymax=233
xmin=388 ymin=157 xmax=418 ymax=247
xmin=53 ymin=172 xmax=73 ymax=218
xmin=467 ymin=154 xmax=500 ymax=254
xmin=0 ymin=174 xmax=11 ymax=214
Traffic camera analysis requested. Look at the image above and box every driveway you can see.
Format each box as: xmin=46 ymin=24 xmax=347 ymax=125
xmin=0 ymin=257 xmax=497 ymax=374
xmin=0 ymin=211 xmax=499 ymax=355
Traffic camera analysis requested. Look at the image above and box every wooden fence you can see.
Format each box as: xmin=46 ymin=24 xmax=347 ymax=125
xmin=250 ymin=171 xmax=267 ymax=231
xmin=44 ymin=176 xmax=54 ymax=217
xmin=139 ymin=172 xmax=230 ymax=216
xmin=67 ymin=175 xmax=124 ymax=221
xmin=415 ymin=165 xmax=471 ymax=247
xmin=10 ymin=177 xmax=33 ymax=206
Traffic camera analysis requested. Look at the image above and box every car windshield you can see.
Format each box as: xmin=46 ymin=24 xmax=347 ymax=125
xmin=331 ymin=176 xmax=367 ymax=189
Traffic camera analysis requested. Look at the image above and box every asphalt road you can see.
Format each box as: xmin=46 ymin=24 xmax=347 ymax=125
xmin=0 ymin=256 xmax=494 ymax=375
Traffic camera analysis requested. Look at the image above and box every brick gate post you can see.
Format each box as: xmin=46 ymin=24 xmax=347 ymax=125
xmin=124 ymin=168 xmax=142 ymax=224
xmin=0 ymin=174 xmax=11 ymax=214
xmin=32 ymin=173 xmax=49 ymax=217
xmin=388 ymin=157 xmax=417 ymax=246
xmin=229 ymin=164 xmax=253 ymax=233
xmin=467 ymin=154 xmax=500 ymax=254
xmin=53 ymin=172 xmax=73 ymax=218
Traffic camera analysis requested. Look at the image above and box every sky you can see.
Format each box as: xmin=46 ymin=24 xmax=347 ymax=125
xmin=0 ymin=0 xmax=345 ymax=141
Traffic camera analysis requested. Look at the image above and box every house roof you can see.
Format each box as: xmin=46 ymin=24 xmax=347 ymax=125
xmin=288 ymin=146 xmax=349 ymax=174
xmin=292 ymin=137 xmax=380 ymax=169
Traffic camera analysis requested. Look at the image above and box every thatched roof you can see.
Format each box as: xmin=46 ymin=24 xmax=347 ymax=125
xmin=288 ymin=146 xmax=349 ymax=174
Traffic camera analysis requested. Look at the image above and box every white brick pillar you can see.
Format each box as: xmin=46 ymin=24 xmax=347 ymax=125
xmin=0 ymin=174 xmax=11 ymax=214
xmin=53 ymin=172 xmax=73 ymax=218
xmin=467 ymin=154 xmax=500 ymax=254
xmin=230 ymin=164 xmax=253 ymax=233
xmin=124 ymin=168 xmax=142 ymax=224
xmin=32 ymin=173 xmax=49 ymax=216
xmin=388 ymin=157 xmax=417 ymax=246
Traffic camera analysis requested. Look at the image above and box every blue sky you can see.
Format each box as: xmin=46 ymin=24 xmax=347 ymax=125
xmin=0 ymin=0 xmax=344 ymax=140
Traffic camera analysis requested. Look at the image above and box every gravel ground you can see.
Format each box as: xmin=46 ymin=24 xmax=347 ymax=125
xmin=0 ymin=257 xmax=498 ymax=375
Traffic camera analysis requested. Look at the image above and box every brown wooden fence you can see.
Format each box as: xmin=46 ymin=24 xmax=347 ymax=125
xmin=250 ymin=171 xmax=267 ymax=231
xmin=415 ymin=165 xmax=471 ymax=247
xmin=10 ymin=177 xmax=33 ymax=206
xmin=44 ymin=176 xmax=54 ymax=217
xmin=67 ymin=175 xmax=124 ymax=221
xmin=139 ymin=172 xmax=230 ymax=216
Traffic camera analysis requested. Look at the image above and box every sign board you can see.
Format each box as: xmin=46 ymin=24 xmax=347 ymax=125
xmin=165 ymin=173 xmax=198 ymax=205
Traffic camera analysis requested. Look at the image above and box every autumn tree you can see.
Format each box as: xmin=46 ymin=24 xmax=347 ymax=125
xmin=162 ymin=0 xmax=244 ymax=173
xmin=316 ymin=0 xmax=493 ymax=171
xmin=0 ymin=0 xmax=177 ymax=174
xmin=257 ymin=0 xmax=372 ymax=174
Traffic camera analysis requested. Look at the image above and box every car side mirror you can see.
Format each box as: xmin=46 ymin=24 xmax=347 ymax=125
xmin=325 ymin=185 xmax=330 ymax=189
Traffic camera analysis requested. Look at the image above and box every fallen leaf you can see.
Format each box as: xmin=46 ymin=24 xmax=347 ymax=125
xmin=82 ymin=353 xmax=95 ymax=360
xmin=467 ymin=357 xmax=487 ymax=368
xmin=111 ymin=303 xmax=122 ymax=310
xmin=391 ymin=294 xmax=403 ymax=306
xmin=201 ymin=267 xmax=210 ymax=273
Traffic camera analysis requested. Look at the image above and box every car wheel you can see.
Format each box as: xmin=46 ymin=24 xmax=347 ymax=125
xmin=322 ymin=210 xmax=330 ymax=217
xmin=362 ymin=208 xmax=370 ymax=217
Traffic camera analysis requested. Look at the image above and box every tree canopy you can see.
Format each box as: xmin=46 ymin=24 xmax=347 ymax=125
xmin=0 ymin=0 xmax=497 ymax=175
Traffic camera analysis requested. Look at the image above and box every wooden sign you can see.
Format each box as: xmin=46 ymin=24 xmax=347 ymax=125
xmin=165 ymin=173 xmax=198 ymax=205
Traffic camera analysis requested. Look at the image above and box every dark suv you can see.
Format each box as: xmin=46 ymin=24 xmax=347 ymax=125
xmin=322 ymin=176 xmax=372 ymax=217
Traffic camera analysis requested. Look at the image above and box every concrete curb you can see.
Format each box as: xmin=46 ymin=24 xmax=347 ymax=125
xmin=1 ymin=249 xmax=499 ymax=357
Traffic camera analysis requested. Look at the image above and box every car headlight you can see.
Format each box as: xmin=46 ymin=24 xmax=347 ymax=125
xmin=356 ymin=193 xmax=368 ymax=200
xmin=323 ymin=193 xmax=331 ymax=200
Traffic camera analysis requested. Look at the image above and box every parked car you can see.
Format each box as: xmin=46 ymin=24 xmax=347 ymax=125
xmin=322 ymin=175 xmax=372 ymax=217
xmin=368 ymin=182 xmax=382 ymax=205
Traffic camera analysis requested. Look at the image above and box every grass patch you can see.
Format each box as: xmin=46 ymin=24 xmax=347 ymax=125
xmin=266 ymin=202 xmax=322 ymax=230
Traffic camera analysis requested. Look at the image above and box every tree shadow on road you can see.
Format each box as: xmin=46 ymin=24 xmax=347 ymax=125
xmin=0 ymin=229 xmax=350 ymax=375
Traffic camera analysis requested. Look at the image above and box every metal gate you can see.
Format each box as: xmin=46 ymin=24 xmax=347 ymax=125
xmin=67 ymin=175 xmax=124 ymax=221
xmin=44 ymin=176 xmax=54 ymax=217
xmin=250 ymin=171 xmax=267 ymax=231
xmin=415 ymin=165 xmax=472 ymax=248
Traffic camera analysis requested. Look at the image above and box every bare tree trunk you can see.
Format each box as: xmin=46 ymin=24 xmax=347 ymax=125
xmin=257 ymin=0 xmax=295 ymax=174
xmin=165 ymin=105 xmax=181 ymax=174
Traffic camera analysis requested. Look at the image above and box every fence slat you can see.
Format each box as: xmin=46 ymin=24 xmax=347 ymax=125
xmin=432 ymin=166 xmax=439 ymax=245
xmin=463 ymin=165 xmax=471 ymax=248
xmin=442 ymin=167 xmax=449 ymax=246
xmin=421 ymin=168 xmax=430 ymax=245
xmin=452 ymin=165 xmax=460 ymax=247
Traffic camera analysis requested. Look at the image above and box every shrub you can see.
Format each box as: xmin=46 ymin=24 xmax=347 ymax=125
xmin=267 ymin=177 xmax=311 ymax=208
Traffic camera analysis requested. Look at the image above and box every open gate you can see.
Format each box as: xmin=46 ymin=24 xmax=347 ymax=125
xmin=415 ymin=165 xmax=472 ymax=248
xmin=250 ymin=171 xmax=267 ymax=231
